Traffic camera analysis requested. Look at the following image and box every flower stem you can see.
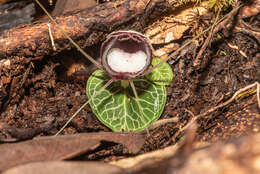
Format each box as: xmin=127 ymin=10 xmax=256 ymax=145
xmin=121 ymin=80 xmax=129 ymax=88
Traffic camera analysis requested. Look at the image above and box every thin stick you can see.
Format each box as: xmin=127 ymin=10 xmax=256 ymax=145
xmin=193 ymin=9 xmax=221 ymax=67
xmin=257 ymin=82 xmax=260 ymax=108
xmin=172 ymin=82 xmax=260 ymax=141
xmin=47 ymin=23 xmax=56 ymax=51
xmin=199 ymin=82 xmax=259 ymax=118
xmin=129 ymin=80 xmax=150 ymax=135
xmin=34 ymin=0 xmax=103 ymax=70
xmin=147 ymin=117 xmax=178 ymax=130
xmin=55 ymin=78 xmax=115 ymax=136
xmin=144 ymin=5 xmax=242 ymax=75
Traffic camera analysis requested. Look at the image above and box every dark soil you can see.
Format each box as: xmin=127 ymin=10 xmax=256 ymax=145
xmin=0 ymin=2 xmax=259 ymax=163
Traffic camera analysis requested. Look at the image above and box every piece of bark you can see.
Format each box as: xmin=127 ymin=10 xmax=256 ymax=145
xmin=0 ymin=0 xmax=171 ymax=59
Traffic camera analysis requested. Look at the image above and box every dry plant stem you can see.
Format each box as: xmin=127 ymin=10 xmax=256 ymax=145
xmin=193 ymin=9 xmax=221 ymax=67
xmin=144 ymin=5 xmax=242 ymax=75
xmin=235 ymin=18 xmax=260 ymax=44
xmin=147 ymin=117 xmax=178 ymax=130
xmin=132 ymin=117 xmax=178 ymax=135
xmin=34 ymin=0 xmax=103 ymax=70
xmin=47 ymin=23 xmax=56 ymax=51
xmin=225 ymin=41 xmax=248 ymax=58
xmin=173 ymin=82 xmax=260 ymax=141
xmin=257 ymin=82 xmax=260 ymax=108
xmin=129 ymin=80 xmax=150 ymax=135
xmin=55 ymin=79 xmax=115 ymax=136
xmin=199 ymin=82 xmax=260 ymax=117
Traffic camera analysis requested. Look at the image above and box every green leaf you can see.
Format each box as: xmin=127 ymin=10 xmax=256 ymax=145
xmin=145 ymin=58 xmax=174 ymax=86
xmin=86 ymin=70 xmax=166 ymax=132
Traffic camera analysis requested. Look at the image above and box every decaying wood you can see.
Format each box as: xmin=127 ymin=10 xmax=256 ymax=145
xmin=0 ymin=0 xmax=171 ymax=59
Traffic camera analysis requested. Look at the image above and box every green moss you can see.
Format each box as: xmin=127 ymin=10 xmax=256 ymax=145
xmin=172 ymin=0 xmax=201 ymax=7
xmin=204 ymin=0 xmax=234 ymax=13
xmin=172 ymin=0 xmax=234 ymax=14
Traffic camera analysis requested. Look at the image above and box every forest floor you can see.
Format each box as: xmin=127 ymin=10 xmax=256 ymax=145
xmin=0 ymin=0 xmax=259 ymax=173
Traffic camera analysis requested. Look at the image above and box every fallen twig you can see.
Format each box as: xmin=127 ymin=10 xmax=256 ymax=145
xmin=193 ymin=3 xmax=241 ymax=68
xmin=173 ymin=82 xmax=260 ymax=141
xmin=193 ymin=9 xmax=221 ymax=68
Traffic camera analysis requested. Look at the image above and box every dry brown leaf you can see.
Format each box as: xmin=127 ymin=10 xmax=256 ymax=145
xmin=145 ymin=6 xmax=208 ymax=45
xmin=239 ymin=0 xmax=260 ymax=18
xmin=145 ymin=5 xmax=207 ymax=58
xmin=0 ymin=132 xmax=145 ymax=172
xmin=3 ymin=161 xmax=124 ymax=174
xmin=52 ymin=0 xmax=97 ymax=16
xmin=112 ymin=133 xmax=260 ymax=174
xmin=110 ymin=123 xmax=202 ymax=169
xmin=110 ymin=141 xmax=182 ymax=169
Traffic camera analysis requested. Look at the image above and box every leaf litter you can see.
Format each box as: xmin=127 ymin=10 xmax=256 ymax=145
xmin=3 ymin=161 xmax=124 ymax=174
xmin=0 ymin=132 xmax=145 ymax=172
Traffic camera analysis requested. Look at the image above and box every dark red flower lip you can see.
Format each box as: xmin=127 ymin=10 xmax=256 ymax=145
xmin=101 ymin=30 xmax=153 ymax=80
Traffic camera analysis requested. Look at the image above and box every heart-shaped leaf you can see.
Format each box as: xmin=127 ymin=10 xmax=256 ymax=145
xmin=145 ymin=58 xmax=174 ymax=86
xmin=86 ymin=70 xmax=166 ymax=132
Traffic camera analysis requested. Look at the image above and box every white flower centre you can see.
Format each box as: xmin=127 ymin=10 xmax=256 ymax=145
xmin=107 ymin=48 xmax=147 ymax=73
